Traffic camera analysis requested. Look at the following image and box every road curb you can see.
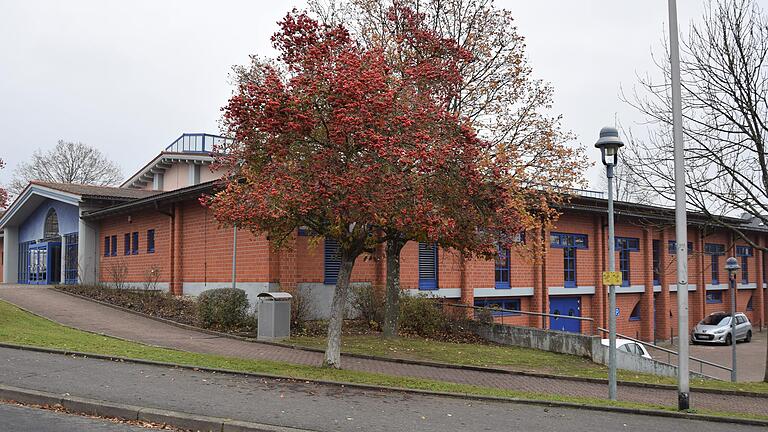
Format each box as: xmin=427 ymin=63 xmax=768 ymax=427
xmin=0 ymin=341 xmax=766 ymax=427
xmin=47 ymin=287 xmax=768 ymax=399
xmin=0 ymin=383 xmax=316 ymax=432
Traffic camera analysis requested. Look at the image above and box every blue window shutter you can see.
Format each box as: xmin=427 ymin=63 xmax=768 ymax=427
xmin=324 ymin=238 xmax=341 ymax=285
xmin=418 ymin=242 xmax=438 ymax=290
xmin=124 ymin=233 xmax=130 ymax=255
xmin=147 ymin=229 xmax=155 ymax=253
xmin=104 ymin=237 xmax=110 ymax=257
xmin=110 ymin=235 xmax=117 ymax=256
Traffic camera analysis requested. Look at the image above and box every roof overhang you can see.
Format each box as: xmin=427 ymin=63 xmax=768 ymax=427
xmin=83 ymin=181 xmax=217 ymax=220
xmin=121 ymin=152 xmax=215 ymax=189
xmin=0 ymin=183 xmax=82 ymax=230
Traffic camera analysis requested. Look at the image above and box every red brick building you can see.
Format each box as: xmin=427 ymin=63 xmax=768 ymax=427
xmin=2 ymin=133 xmax=766 ymax=342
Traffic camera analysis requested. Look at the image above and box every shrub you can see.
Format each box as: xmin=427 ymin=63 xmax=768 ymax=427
xmin=351 ymin=283 xmax=384 ymax=329
xmin=291 ymin=286 xmax=314 ymax=335
xmin=398 ymin=294 xmax=450 ymax=338
xmin=142 ymin=265 xmax=162 ymax=291
xmin=197 ymin=288 xmax=250 ymax=331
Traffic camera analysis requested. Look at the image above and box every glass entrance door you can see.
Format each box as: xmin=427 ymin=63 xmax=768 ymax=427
xmin=26 ymin=242 xmax=61 ymax=285
xmin=29 ymin=245 xmax=47 ymax=284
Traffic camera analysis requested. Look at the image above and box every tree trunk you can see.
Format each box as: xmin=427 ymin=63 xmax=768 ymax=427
xmin=324 ymin=250 xmax=356 ymax=369
xmin=382 ymin=238 xmax=405 ymax=338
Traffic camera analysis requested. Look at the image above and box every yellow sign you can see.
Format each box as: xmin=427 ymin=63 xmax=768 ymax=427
xmin=602 ymin=271 xmax=623 ymax=286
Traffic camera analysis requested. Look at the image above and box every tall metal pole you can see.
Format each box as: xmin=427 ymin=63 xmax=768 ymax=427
xmin=232 ymin=224 xmax=238 ymax=290
xmin=730 ymin=271 xmax=737 ymax=382
xmin=607 ymin=165 xmax=617 ymax=401
xmin=668 ymin=0 xmax=690 ymax=410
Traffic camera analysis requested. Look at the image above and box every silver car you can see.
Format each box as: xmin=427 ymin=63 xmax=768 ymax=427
xmin=691 ymin=312 xmax=752 ymax=345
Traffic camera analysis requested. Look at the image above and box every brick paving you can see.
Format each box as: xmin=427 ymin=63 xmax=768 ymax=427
xmin=0 ymin=285 xmax=766 ymax=415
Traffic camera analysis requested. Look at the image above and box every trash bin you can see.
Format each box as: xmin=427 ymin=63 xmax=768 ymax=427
xmin=256 ymin=292 xmax=292 ymax=341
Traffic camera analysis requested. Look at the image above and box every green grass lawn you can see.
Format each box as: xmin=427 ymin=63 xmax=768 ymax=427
xmin=290 ymin=334 xmax=768 ymax=394
xmin=0 ymin=300 xmax=766 ymax=421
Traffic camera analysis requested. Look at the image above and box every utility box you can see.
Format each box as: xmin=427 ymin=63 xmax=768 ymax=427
xmin=256 ymin=292 xmax=292 ymax=341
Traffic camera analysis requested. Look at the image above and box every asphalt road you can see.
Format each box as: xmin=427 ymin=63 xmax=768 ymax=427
xmin=0 ymin=347 xmax=764 ymax=432
xmin=0 ymin=402 xmax=153 ymax=432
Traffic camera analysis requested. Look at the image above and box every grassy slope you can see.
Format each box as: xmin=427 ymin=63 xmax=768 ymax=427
xmin=0 ymin=300 xmax=765 ymax=421
xmin=289 ymin=335 xmax=768 ymax=394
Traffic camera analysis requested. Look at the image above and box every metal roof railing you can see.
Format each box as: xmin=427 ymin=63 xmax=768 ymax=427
xmin=165 ymin=133 xmax=233 ymax=153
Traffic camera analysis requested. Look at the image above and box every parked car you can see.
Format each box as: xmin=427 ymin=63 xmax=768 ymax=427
xmin=691 ymin=312 xmax=752 ymax=345
xmin=601 ymin=338 xmax=652 ymax=360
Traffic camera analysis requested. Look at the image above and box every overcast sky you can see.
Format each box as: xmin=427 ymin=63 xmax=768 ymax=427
xmin=0 ymin=1 xmax=755 ymax=191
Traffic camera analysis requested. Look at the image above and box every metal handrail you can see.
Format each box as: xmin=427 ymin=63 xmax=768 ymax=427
xmin=596 ymin=327 xmax=732 ymax=373
xmin=445 ymin=303 xmax=596 ymax=335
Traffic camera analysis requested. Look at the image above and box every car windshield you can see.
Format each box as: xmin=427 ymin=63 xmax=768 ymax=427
xmin=702 ymin=313 xmax=729 ymax=326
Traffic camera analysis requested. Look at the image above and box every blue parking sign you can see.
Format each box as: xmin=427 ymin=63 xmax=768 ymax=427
xmin=615 ymin=307 xmax=620 ymax=317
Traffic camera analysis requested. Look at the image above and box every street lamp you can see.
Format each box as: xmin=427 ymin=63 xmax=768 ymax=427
xmin=725 ymin=256 xmax=740 ymax=382
xmin=595 ymin=126 xmax=624 ymax=401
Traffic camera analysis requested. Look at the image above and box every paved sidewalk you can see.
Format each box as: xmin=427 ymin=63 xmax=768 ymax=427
xmin=0 ymin=286 xmax=766 ymax=416
xmin=0 ymin=347 xmax=764 ymax=432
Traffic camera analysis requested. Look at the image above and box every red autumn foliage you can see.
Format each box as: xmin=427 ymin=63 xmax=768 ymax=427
xmin=205 ymin=6 xmax=573 ymax=366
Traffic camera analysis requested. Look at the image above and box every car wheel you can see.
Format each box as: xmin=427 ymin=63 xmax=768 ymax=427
xmin=746 ymin=330 xmax=752 ymax=343
xmin=725 ymin=334 xmax=733 ymax=346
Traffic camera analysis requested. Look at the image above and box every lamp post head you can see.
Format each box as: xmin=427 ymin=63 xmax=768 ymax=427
xmin=595 ymin=126 xmax=624 ymax=166
xmin=725 ymin=256 xmax=740 ymax=275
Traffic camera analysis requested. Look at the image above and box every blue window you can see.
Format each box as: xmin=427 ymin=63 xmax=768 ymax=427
xmin=652 ymin=239 xmax=660 ymax=286
xmin=551 ymin=233 xmax=588 ymax=288
xmin=124 ymin=233 xmax=130 ymax=256
xmin=495 ymin=246 xmax=510 ymax=289
xmin=131 ymin=232 xmax=139 ymax=255
xmin=110 ymin=235 xmax=117 ymax=256
xmin=706 ymin=290 xmax=723 ymax=303
xmin=550 ymin=233 xmax=588 ymax=249
xmin=323 ymin=238 xmax=340 ymax=285
xmin=746 ymin=295 xmax=754 ymax=311
xmin=297 ymin=226 xmax=316 ymax=236
xmin=474 ymin=298 xmax=521 ymax=317
xmin=615 ymin=237 xmax=639 ymax=287
xmin=705 ymin=243 xmax=725 ymax=285
xmin=629 ymin=302 xmax=641 ymax=321
xmin=737 ymin=246 xmax=752 ymax=283
xmin=104 ymin=237 xmax=110 ymax=257
xmin=668 ymin=240 xmax=693 ymax=255
xmin=147 ymin=229 xmax=155 ymax=253
xmin=418 ymin=242 xmax=438 ymax=290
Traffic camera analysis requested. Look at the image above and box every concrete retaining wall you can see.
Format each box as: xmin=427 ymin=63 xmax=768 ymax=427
xmin=473 ymin=321 xmax=594 ymax=358
xmin=473 ymin=323 xmax=713 ymax=380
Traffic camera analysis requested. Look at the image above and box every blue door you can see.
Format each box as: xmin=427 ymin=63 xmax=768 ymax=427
xmin=26 ymin=242 xmax=61 ymax=285
xmin=549 ymin=297 xmax=581 ymax=333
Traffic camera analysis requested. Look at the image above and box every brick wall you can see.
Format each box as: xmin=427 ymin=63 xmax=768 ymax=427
xmin=91 ymin=194 xmax=768 ymax=342
xmin=99 ymin=209 xmax=171 ymax=286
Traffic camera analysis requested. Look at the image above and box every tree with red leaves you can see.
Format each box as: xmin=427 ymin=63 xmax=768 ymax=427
xmin=209 ymin=5 xmax=582 ymax=367
xmin=310 ymin=0 xmax=589 ymax=337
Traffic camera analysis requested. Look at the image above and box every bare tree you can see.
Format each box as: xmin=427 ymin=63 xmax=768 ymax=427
xmin=0 ymin=158 xmax=8 ymax=209
xmin=623 ymin=0 xmax=768 ymax=381
xmin=10 ymin=140 xmax=122 ymax=195
xmin=600 ymin=126 xmax=650 ymax=203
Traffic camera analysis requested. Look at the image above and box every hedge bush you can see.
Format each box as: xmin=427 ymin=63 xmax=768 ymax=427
xmin=398 ymin=294 xmax=450 ymax=338
xmin=197 ymin=288 xmax=252 ymax=331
